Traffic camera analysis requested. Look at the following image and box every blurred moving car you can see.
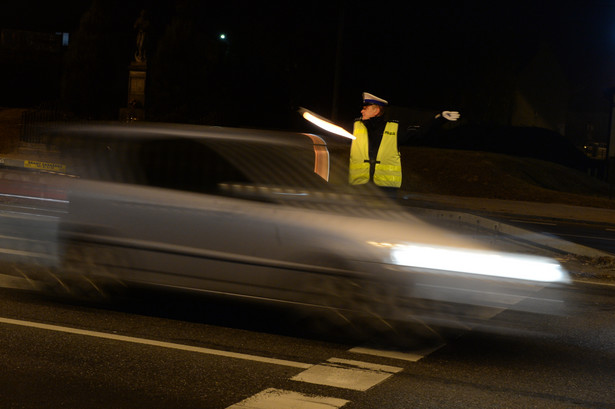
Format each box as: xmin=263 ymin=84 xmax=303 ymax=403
xmin=1 ymin=122 xmax=570 ymax=330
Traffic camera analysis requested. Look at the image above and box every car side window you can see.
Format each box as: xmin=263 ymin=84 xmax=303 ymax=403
xmin=53 ymin=129 xmax=332 ymax=199
xmin=138 ymin=138 xmax=250 ymax=193
xmin=58 ymin=134 xmax=250 ymax=195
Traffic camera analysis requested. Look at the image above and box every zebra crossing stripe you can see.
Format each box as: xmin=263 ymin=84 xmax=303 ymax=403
xmin=290 ymin=358 xmax=403 ymax=391
xmin=227 ymin=388 xmax=349 ymax=409
xmin=349 ymin=343 xmax=445 ymax=362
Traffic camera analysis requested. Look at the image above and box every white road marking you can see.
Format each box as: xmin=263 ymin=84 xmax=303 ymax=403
xmin=349 ymin=343 xmax=445 ymax=362
xmin=509 ymin=219 xmax=557 ymax=226
xmin=0 ymin=192 xmax=68 ymax=203
xmin=557 ymin=232 xmax=615 ymax=242
xmin=227 ymin=388 xmax=349 ymax=409
xmin=291 ymin=358 xmax=403 ymax=391
xmin=0 ymin=316 xmax=311 ymax=369
xmin=573 ymin=278 xmax=615 ymax=288
xmin=0 ymin=274 xmax=40 ymax=290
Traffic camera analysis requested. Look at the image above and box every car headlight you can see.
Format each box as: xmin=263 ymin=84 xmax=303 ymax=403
xmin=384 ymin=243 xmax=569 ymax=283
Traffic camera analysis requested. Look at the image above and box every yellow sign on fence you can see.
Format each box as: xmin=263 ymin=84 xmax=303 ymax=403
xmin=24 ymin=160 xmax=66 ymax=172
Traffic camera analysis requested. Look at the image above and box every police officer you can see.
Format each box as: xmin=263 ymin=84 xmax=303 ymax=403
xmin=348 ymin=92 xmax=459 ymax=197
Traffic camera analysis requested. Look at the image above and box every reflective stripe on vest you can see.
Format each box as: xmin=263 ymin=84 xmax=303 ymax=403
xmin=349 ymin=121 xmax=402 ymax=187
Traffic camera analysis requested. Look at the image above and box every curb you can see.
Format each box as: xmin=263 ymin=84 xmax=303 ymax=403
xmin=0 ymin=156 xmax=67 ymax=173
xmin=399 ymin=192 xmax=615 ymax=227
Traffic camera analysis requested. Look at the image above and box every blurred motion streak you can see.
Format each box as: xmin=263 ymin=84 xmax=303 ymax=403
xmin=0 ymin=122 xmax=572 ymax=335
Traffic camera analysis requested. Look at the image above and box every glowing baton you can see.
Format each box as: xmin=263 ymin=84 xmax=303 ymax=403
xmin=299 ymin=107 xmax=355 ymax=140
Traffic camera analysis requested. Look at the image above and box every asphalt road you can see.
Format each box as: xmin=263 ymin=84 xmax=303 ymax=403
xmin=0 ymin=280 xmax=614 ymax=409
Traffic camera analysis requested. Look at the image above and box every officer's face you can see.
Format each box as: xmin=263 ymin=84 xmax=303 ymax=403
xmin=361 ymin=104 xmax=381 ymax=120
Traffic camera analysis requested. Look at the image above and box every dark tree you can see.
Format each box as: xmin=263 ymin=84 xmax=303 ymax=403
xmin=61 ymin=0 xmax=139 ymax=119
xmin=146 ymin=1 xmax=223 ymax=123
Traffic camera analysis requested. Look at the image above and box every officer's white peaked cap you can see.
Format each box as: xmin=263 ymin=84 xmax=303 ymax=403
xmin=362 ymin=92 xmax=388 ymax=106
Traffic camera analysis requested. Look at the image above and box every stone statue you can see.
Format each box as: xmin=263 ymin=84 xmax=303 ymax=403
xmin=133 ymin=9 xmax=149 ymax=63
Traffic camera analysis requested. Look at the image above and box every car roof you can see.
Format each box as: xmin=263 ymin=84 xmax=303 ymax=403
xmin=41 ymin=121 xmax=336 ymax=188
xmin=45 ymin=121 xmax=327 ymax=148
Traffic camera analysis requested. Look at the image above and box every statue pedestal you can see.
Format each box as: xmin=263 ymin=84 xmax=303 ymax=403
xmin=120 ymin=62 xmax=147 ymax=121
xmin=119 ymin=107 xmax=145 ymax=122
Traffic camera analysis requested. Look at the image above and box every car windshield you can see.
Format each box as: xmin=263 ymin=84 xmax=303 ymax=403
xmin=43 ymin=123 xmax=367 ymax=203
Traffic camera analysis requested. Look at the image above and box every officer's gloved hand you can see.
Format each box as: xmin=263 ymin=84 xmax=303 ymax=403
xmin=441 ymin=111 xmax=460 ymax=121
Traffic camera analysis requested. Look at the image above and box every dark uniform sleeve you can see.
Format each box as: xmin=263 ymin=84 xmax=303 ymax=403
xmin=397 ymin=115 xmax=448 ymax=147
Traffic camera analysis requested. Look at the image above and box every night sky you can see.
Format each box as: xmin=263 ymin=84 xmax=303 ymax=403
xmin=3 ymin=1 xmax=615 ymax=126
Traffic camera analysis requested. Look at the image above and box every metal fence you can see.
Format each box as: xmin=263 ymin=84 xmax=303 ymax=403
xmin=20 ymin=103 xmax=75 ymax=144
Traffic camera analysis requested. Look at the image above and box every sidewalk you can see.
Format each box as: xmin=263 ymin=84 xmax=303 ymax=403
xmin=399 ymin=191 xmax=615 ymax=226
xmin=398 ymin=191 xmax=615 ymax=282
xmin=398 ymin=190 xmax=615 ymax=257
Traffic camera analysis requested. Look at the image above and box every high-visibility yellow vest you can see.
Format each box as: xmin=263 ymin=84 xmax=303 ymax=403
xmin=349 ymin=120 xmax=402 ymax=187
